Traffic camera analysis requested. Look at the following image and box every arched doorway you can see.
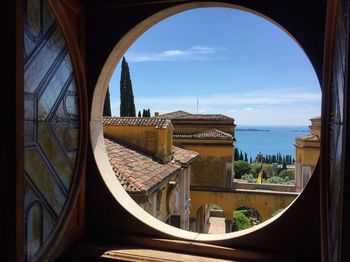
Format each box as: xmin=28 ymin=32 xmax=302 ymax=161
xmin=195 ymin=203 xmax=225 ymax=234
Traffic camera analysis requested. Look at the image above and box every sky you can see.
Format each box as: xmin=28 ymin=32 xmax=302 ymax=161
xmin=109 ymin=7 xmax=321 ymax=126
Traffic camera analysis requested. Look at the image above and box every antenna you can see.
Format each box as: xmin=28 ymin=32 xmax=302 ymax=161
xmin=197 ymin=96 xmax=199 ymax=115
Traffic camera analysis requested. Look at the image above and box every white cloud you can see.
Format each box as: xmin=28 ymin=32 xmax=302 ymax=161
xmin=110 ymin=87 xmax=321 ymax=125
xmin=162 ymin=49 xmax=187 ymax=56
xmin=126 ymin=45 xmax=226 ymax=62
xmin=135 ymin=89 xmax=321 ymax=107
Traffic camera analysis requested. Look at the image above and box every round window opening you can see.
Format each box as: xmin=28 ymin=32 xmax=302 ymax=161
xmin=91 ymin=4 xmax=321 ymax=238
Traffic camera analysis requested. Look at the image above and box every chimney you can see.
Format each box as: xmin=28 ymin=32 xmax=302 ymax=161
xmin=155 ymin=112 xmax=159 ymax=116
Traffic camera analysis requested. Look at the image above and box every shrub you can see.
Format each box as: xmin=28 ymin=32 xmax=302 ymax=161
xmin=209 ymin=203 xmax=222 ymax=210
xmin=264 ymin=176 xmax=295 ymax=185
xmin=232 ymin=211 xmax=251 ymax=231
xmin=264 ymin=176 xmax=286 ymax=184
xmin=279 ymin=169 xmax=295 ymax=180
xmin=241 ymin=173 xmax=256 ymax=183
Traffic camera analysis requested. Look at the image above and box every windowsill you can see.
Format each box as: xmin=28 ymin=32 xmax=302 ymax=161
xmin=59 ymin=236 xmax=301 ymax=261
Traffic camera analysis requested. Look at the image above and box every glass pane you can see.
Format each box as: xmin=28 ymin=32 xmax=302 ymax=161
xmin=23 ymin=0 xmax=80 ymax=260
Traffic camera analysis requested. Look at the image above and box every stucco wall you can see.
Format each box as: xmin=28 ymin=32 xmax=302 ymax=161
xmin=179 ymin=144 xmax=233 ymax=188
xmin=173 ymin=123 xmax=234 ymax=135
xmin=103 ymin=125 xmax=173 ymax=161
xmin=190 ymin=190 xmax=297 ymax=221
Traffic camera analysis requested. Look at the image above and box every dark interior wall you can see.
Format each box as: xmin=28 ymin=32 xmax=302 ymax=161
xmin=81 ymin=0 xmax=326 ymax=259
xmin=3 ymin=0 xmax=24 ymax=261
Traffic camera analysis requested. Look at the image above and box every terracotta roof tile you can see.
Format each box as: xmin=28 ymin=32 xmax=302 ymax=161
xmin=104 ymin=138 xmax=198 ymax=193
xmin=172 ymin=146 xmax=199 ymax=166
xmin=155 ymin=110 xmax=191 ymax=119
xmin=173 ymin=129 xmax=233 ymax=140
xmin=296 ymin=134 xmax=320 ymax=142
xmin=156 ymin=111 xmax=233 ymax=121
xmin=103 ymin=117 xmax=171 ymax=129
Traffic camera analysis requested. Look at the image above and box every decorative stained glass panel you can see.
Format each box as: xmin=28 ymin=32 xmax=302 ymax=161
xmin=23 ymin=0 xmax=80 ymax=260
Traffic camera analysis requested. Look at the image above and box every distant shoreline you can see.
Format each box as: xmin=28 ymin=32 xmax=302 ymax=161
xmin=236 ymin=128 xmax=269 ymax=132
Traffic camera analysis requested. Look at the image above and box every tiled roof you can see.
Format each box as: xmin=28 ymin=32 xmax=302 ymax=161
xmin=173 ymin=146 xmax=199 ymax=166
xmin=104 ymin=138 xmax=198 ymax=193
xmin=156 ymin=110 xmax=191 ymax=119
xmin=173 ymin=129 xmax=233 ymax=140
xmin=310 ymin=116 xmax=321 ymax=120
xmin=103 ymin=117 xmax=171 ymax=129
xmin=156 ymin=111 xmax=233 ymax=121
xmin=296 ymin=134 xmax=320 ymax=142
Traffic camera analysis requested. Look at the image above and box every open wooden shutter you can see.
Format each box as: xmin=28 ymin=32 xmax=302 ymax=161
xmin=22 ymin=0 xmax=87 ymax=260
xmin=320 ymin=0 xmax=349 ymax=261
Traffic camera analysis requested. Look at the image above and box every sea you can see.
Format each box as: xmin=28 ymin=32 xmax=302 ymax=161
xmin=234 ymin=125 xmax=310 ymax=161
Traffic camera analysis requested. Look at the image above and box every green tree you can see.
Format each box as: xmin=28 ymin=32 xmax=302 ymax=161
xmin=282 ymin=161 xmax=287 ymax=170
xmin=271 ymin=154 xmax=277 ymax=163
xmin=244 ymin=152 xmax=248 ymax=162
xmin=138 ymin=111 xmax=141 ymax=117
xmin=103 ymin=87 xmax=112 ymax=116
xmin=234 ymin=160 xmax=252 ymax=179
xmin=250 ymin=163 xmax=273 ymax=178
xmin=120 ymin=57 xmax=136 ymax=117
xmin=234 ymin=148 xmax=240 ymax=161
xmin=239 ymin=150 xmax=244 ymax=161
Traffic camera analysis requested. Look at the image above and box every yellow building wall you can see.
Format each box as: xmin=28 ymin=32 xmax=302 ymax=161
xmin=295 ymin=140 xmax=320 ymax=167
xmin=103 ymin=125 xmax=173 ymax=161
xmin=177 ymin=144 xmax=233 ymax=188
xmin=190 ymin=190 xmax=297 ymax=222
xmin=159 ymin=183 xmax=169 ymax=222
xmin=301 ymin=148 xmax=320 ymax=166
xmin=173 ymin=123 xmax=233 ymax=136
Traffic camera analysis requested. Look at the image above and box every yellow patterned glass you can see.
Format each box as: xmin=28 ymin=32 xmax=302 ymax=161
xmin=24 ymin=0 xmax=80 ymax=260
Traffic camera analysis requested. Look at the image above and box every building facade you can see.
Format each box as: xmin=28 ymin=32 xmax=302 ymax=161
xmin=294 ymin=117 xmax=321 ymax=192
xmin=103 ymin=117 xmax=198 ymax=230
xmin=156 ymin=111 xmax=235 ymax=190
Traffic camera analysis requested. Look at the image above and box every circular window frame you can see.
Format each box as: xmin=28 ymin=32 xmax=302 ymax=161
xmin=90 ymin=2 xmax=320 ymax=241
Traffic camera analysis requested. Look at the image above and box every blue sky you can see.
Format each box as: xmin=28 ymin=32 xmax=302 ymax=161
xmin=109 ymin=7 xmax=321 ymax=126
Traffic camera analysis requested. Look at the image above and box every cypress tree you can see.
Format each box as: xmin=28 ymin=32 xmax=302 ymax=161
xmin=234 ymin=148 xmax=239 ymax=161
xmin=239 ymin=150 xmax=243 ymax=161
xmin=138 ymin=111 xmax=141 ymax=117
xmin=103 ymin=87 xmax=112 ymax=116
xmin=282 ymin=162 xmax=287 ymax=170
xmin=244 ymin=153 xmax=248 ymax=162
xmin=142 ymin=109 xmax=146 ymax=117
xmin=120 ymin=57 xmax=136 ymax=116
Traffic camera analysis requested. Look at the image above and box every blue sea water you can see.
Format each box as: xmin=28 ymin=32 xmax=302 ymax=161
xmin=234 ymin=125 xmax=310 ymax=161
